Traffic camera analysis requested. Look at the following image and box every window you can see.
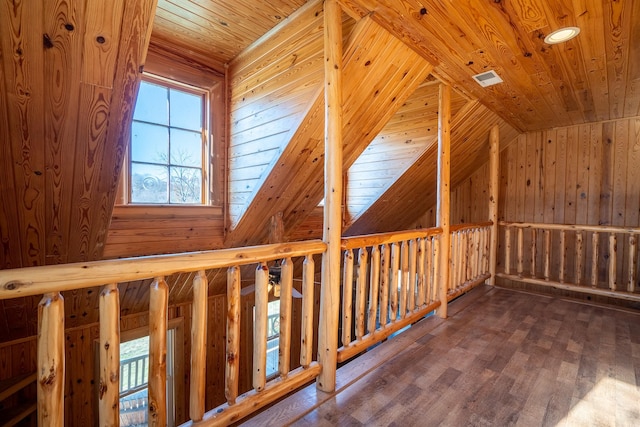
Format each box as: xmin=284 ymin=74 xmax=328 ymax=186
xmin=129 ymin=76 xmax=208 ymax=204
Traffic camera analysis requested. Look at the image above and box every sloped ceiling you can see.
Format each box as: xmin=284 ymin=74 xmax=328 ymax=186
xmin=0 ymin=0 xmax=157 ymax=269
xmin=226 ymin=13 xmax=434 ymax=247
xmin=337 ymin=0 xmax=640 ymax=131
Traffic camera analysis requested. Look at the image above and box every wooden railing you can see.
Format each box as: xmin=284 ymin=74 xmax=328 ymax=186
xmin=120 ymin=354 xmax=149 ymax=396
xmin=337 ymin=228 xmax=443 ymax=362
xmin=498 ymin=222 xmax=640 ymax=301
xmin=0 ymin=240 xmax=326 ymax=427
xmin=449 ymin=222 xmax=492 ymax=300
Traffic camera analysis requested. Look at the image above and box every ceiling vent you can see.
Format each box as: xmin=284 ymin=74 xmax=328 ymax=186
xmin=472 ymin=70 xmax=503 ymax=87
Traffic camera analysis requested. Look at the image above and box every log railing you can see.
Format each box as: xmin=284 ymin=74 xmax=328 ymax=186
xmin=337 ymin=228 xmax=443 ymax=362
xmin=448 ymin=222 xmax=492 ymax=300
xmin=0 ymin=240 xmax=326 ymax=427
xmin=498 ymin=222 xmax=640 ymax=301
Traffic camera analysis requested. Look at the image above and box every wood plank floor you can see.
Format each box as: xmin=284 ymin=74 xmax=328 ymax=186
xmin=244 ymin=285 xmax=640 ymax=426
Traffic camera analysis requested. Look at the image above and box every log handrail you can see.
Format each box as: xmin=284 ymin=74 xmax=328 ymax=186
xmin=450 ymin=221 xmax=493 ymax=232
xmin=0 ymin=240 xmax=327 ymax=299
xmin=341 ymin=227 xmax=442 ymax=249
xmin=500 ymin=221 xmax=640 ymax=234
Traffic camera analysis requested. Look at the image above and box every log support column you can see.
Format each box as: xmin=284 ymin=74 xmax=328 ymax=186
xmin=317 ymin=0 xmax=343 ymax=392
xmin=436 ymin=84 xmax=451 ymax=319
xmin=488 ymin=124 xmax=500 ymax=286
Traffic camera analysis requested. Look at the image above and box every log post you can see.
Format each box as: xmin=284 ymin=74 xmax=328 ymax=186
xmin=488 ymin=124 xmax=499 ymax=285
xmin=436 ymin=83 xmax=451 ymax=318
xmin=149 ymin=277 xmax=168 ymax=427
xmin=191 ymin=271 xmax=208 ymax=418
xmin=225 ymin=267 xmax=240 ymax=403
xmin=99 ymin=284 xmax=120 ymax=426
xmin=317 ymin=0 xmax=343 ymax=392
xmin=37 ymin=292 xmax=64 ymax=427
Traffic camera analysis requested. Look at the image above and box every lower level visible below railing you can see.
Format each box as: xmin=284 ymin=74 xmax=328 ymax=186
xmin=498 ymin=222 xmax=640 ymax=302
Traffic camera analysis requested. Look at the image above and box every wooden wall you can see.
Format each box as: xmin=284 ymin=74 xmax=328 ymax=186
xmin=0 ymin=0 xmax=157 ymax=269
xmin=227 ymin=0 xmax=329 ymax=229
xmin=498 ymin=117 xmax=640 ymax=228
xmin=103 ymin=206 xmax=225 ymax=259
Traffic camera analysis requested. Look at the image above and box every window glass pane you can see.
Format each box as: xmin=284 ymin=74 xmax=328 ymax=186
xmin=170 ymin=167 xmax=202 ymax=204
xmin=170 ymin=89 xmax=202 ymax=131
xmin=131 ymin=122 xmax=169 ymax=164
xmin=134 ymin=81 xmax=169 ymax=125
xmin=131 ymin=163 xmax=169 ymax=203
xmin=170 ymin=129 xmax=202 ymax=167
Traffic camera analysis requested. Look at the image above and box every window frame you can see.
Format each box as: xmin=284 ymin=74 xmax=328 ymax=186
xmin=126 ymin=73 xmax=210 ymax=206
xmin=117 ymin=54 xmax=226 ymax=208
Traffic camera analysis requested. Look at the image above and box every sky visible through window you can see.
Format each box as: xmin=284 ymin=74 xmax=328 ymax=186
xmin=131 ymin=80 xmax=204 ymax=204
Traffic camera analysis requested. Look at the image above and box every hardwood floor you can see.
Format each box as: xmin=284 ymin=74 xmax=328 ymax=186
xmin=244 ymin=285 xmax=640 ymax=426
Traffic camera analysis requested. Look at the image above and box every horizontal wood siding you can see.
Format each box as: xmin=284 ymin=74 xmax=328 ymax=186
xmin=345 ymin=81 xmax=467 ymax=226
xmin=227 ymin=0 xmax=330 ymax=229
xmin=103 ymin=206 xmax=225 ymax=259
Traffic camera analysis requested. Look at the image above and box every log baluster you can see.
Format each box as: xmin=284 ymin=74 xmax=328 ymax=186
xmin=149 ymin=277 xmax=168 ymax=427
xmin=591 ymin=232 xmax=599 ymax=288
xmin=609 ymin=235 xmax=617 ymax=291
xmin=226 ymin=267 xmax=240 ymax=404
xmin=450 ymin=232 xmax=458 ymax=290
xmin=355 ymin=248 xmax=368 ymax=339
xmin=517 ymin=228 xmax=524 ymax=276
xmin=279 ymin=258 xmax=293 ymax=377
xmin=390 ymin=243 xmax=400 ymax=321
xmin=488 ymin=124 xmax=500 ymax=285
xmin=425 ymin=237 xmax=433 ymax=304
xmin=544 ymin=230 xmax=551 ymax=280
xmin=253 ymin=263 xmax=269 ymax=391
xmin=408 ymin=239 xmax=417 ymax=312
xmin=417 ymin=238 xmax=426 ymax=307
xmin=99 ymin=284 xmax=120 ymax=426
xmin=575 ymin=232 xmax=584 ymax=286
xmin=38 ymin=292 xmax=65 ymax=427
xmin=301 ymin=255 xmax=315 ymax=367
xmin=341 ymin=249 xmax=354 ymax=346
xmin=629 ymin=235 xmax=637 ymax=293
xmin=530 ymin=229 xmax=537 ymax=277
xmin=559 ymin=231 xmax=566 ymax=283
xmin=505 ymin=228 xmax=512 ymax=275
xmin=400 ymin=241 xmax=409 ymax=318
xmin=433 ymin=237 xmax=441 ymax=302
xmin=368 ymin=246 xmax=380 ymax=334
xmin=379 ymin=244 xmax=390 ymax=327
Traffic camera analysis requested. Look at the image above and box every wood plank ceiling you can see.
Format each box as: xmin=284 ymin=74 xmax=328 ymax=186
xmin=337 ymin=0 xmax=640 ymax=131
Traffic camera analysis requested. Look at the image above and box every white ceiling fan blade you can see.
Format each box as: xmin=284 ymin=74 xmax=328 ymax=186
xmin=292 ymin=288 xmax=303 ymax=299
xmin=240 ymin=284 xmax=255 ymax=296
xmin=240 ymin=283 xmax=273 ymax=296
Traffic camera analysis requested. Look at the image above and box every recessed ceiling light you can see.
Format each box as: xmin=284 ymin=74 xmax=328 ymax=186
xmin=544 ymin=27 xmax=580 ymax=44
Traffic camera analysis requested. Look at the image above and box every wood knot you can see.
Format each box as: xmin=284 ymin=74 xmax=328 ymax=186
xmin=420 ymin=8 xmax=428 ymax=15
xmin=64 ymin=23 xmax=74 ymax=31
xmin=43 ymin=34 xmax=54 ymax=49
xmin=96 ymin=36 xmax=106 ymax=44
